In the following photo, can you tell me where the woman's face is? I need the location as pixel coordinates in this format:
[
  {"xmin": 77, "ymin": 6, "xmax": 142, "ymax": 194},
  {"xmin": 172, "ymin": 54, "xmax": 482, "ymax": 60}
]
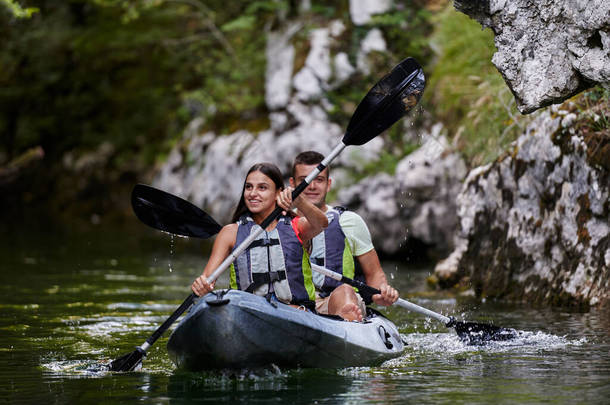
[{"xmin": 243, "ymin": 170, "xmax": 280, "ymax": 215}]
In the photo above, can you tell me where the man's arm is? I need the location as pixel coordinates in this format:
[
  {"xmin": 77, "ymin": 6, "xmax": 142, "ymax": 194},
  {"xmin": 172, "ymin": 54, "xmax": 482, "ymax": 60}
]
[
  {"xmin": 356, "ymin": 249, "xmax": 397, "ymax": 306},
  {"xmin": 340, "ymin": 211, "xmax": 398, "ymax": 306},
  {"xmin": 356, "ymin": 249, "xmax": 387, "ymax": 288}
]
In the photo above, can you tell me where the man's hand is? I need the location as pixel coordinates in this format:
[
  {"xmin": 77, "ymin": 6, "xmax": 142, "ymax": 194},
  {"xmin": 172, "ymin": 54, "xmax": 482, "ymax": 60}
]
[{"xmin": 372, "ymin": 283, "xmax": 399, "ymax": 306}]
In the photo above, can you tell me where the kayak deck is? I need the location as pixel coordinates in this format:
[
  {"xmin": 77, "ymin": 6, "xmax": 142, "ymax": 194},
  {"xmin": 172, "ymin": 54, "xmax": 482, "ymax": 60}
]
[{"xmin": 167, "ymin": 289, "xmax": 405, "ymax": 370}]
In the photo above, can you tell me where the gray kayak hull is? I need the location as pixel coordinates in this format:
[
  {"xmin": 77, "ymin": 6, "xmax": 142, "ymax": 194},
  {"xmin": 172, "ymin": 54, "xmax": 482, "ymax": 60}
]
[{"xmin": 167, "ymin": 289, "xmax": 404, "ymax": 370}]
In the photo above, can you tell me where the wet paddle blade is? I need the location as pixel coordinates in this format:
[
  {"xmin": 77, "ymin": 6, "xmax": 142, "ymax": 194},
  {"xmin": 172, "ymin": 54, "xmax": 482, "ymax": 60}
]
[
  {"xmin": 109, "ymin": 348, "xmax": 145, "ymax": 372},
  {"xmin": 343, "ymin": 57, "xmax": 425, "ymax": 146},
  {"xmin": 450, "ymin": 320, "xmax": 519, "ymax": 345},
  {"xmin": 131, "ymin": 184, "xmax": 222, "ymax": 239}
]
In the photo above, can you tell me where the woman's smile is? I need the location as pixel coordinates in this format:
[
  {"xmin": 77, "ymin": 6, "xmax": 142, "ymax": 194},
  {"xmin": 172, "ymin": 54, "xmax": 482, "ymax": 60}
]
[{"xmin": 243, "ymin": 170, "xmax": 279, "ymax": 215}]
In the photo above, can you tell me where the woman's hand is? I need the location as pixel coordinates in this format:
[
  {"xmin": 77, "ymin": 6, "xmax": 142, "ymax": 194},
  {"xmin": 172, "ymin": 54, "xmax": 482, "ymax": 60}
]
[
  {"xmin": 191, "ymin": 274, "xmax": 216, "ymax": 297},
  {"xmin": 372, "ymin": 283, "xmax": 399, "ymax": 306},
  {"xmin": 277, "ymin": 187, "xmax": 295, "ymax": 212}
]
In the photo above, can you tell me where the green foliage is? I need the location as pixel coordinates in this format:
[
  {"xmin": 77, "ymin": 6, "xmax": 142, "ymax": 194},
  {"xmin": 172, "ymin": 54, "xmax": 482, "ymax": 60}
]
[
  {"xmin": 245, "ymin": 1, "xmax": 286, "ymax": 15},
  {"xmin": 0, "ymin": 0, "xmax": 38, "ymax": 18},
  {"xmin": 310, "ymin": 3, "xmax": 336, "ymax": 18},
  {"xmin": 370, "ymin": 6, "xmax": 433, "ymax": 64},
  {"xmin": 1, "ymin": 1, "xmax": 199, "ymax": 167},
  {"xmin": 428, "ymin": 7, "xmax": 530, "ymax": 165},
  {"xmin": 221, "ymin": 15, "xmax": 256, "ymax": 31},
  {"xmin": 580, "ymin": 87, "xmax": 610, "ymax": 132},
  {"xmin": 0, "ymin": 0, "xmax": 552, "ymax": 215},
  {"xmin": 0, "ymin": 0, "xmax": 281, "ymax": 170}
]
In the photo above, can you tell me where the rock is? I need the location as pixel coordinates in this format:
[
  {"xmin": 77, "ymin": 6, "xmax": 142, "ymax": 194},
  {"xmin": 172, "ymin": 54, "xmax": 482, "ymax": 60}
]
[
  {"xmin": 333, "ymin": 52, "xmax": 356, "ymax": 85},
  {"xmin": 329, "ymin": 19, "xmax": 346, "ymax": 37},
  {"xmin": 67, "ymin": 142, "xmax": 115, "ymax": 173},
  {"xmin": 435, "ymin": 105, "xmax": 610, "ymax": 306},
  {"xmin": 293, "ymin": 28, "xmax": 332, "ymax": 101},
  {"xmin": 349, "ymin": 0, "xmax": 393, "ymax": 26},
  {"xmin": 265, "ymin": 23, "xmax": 301, "ymax": 110},
  {"xmin": 0, "ymin": 146, "xmax": 44, "ymax": 188},
  {"xmin": 357, "ymin": 28, "xmax": 387, "ymax": 75},
  {"xmin": 337, "ymin": 130, "xmax": 467, "ymax": 257},
  {"xmin": 153, "ymin": 102, "xmax": 347, "ymax": 223},
  {"xmin": 455, "ymin": 0, "xmax": 610, "ymax": 113},
  {"xmin": 338, "ymin": 173, "xmax": 405, "ymax": 255},
  {"xmin": 395, "ymin": 134, "xmax": 467, "ymax": 252}
]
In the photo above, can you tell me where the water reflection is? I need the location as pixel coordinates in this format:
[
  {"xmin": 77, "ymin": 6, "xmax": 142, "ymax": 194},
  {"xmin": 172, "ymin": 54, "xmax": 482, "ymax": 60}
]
[{"xmin": 167, "ymin": 368, "xmax": 356, "ymax": 404}]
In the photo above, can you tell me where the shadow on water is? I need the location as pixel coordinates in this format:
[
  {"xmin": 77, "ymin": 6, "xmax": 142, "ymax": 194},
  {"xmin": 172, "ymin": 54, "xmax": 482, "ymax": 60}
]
[{"xmin": 167, "ymin": 368, "xmax": 357, "ymax": 404}]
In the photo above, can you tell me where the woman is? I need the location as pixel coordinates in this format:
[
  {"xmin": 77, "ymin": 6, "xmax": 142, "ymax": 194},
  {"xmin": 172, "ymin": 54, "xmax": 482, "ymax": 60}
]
[{"xmin": 191, "ymin": 163, "xmax": 328, "ymax": 308}]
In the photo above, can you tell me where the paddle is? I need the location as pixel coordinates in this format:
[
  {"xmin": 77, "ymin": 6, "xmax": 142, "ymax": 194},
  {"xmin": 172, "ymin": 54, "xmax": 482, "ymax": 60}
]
[
  {"xmin": 109, "ymin": 57, "xmax": 425, "ymax": 372},
  {"xmin": 131, "ymin": 184, "xmax": 222, "ymax": 239},
  {"xmin": 310, "ymin": 264, "xmax": 518, "ymax": 344},
  {"xmin": 128, "ymin": 185, "xmax": 519, "ymax": 345}
]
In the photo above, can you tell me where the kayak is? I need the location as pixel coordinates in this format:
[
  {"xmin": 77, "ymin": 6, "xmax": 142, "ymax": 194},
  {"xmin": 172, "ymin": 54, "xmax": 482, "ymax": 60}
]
[{"xmin": 167, "ymin": 289, "xmax": 405, "ymax": 370}]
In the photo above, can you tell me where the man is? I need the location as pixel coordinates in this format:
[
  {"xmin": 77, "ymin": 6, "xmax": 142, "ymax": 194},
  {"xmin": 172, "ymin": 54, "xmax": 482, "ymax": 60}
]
[{"xmin": 290, "ymin": 151, "xmax": 398, "ymax": 321}]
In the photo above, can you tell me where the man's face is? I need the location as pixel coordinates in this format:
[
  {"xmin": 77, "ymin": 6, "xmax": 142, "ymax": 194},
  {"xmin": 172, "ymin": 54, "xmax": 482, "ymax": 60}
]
[{"xmin": 291, "ymin": 163, "xmax": 331, "ymax": 208}]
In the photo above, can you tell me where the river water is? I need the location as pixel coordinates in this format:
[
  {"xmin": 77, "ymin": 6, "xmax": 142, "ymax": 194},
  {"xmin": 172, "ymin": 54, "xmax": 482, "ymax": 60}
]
[{"xmin": 1, "ymin": 220, "xmax": 608, "ymax": 404}]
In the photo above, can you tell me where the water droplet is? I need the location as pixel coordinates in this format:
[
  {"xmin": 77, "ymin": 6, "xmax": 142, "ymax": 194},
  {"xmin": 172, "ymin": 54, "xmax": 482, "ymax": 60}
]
[{"xmin": 168, "ymin": 234, "xmax": 175, "ymax": 273}]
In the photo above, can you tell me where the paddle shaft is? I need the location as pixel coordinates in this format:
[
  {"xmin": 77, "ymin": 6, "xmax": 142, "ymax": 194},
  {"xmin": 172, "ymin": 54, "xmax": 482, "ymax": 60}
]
[{"xmin": 310, "ymin": 263, "xmax": 451, "ymax": 325}]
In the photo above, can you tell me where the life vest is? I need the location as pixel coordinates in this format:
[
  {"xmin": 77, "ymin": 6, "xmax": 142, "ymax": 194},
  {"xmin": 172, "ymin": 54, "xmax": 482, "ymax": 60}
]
[
  {"xmin": 229, "ymin": 214, "xmax": 316, "ymax": 306},
  {"xmin": 310, "ymin": 206, "xmax": 368, "ymax": 298}
]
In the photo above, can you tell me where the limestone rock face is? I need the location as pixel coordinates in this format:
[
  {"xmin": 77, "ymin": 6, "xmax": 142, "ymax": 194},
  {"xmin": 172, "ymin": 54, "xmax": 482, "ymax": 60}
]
[
  {"xmin": 338, "ymin": 130, "xmax": 467, "ymax": 257},
  {"xmin": 435, "ymin": 105, "xmax": 610, "ymax": 306},
  {"xmin": 455, "ymin": 0, "xmax": 610, "ymax": 113},
  {"xmin": 153, "ymin": 107, "xmax": 343, "ymax": 223},
  {"xmin": 265, "ymin": 23, "xmax": 301, "ymax": 110},
  {"xmin": 293, "ymin": 28, "xmax": 332, "ymax": 101},
  {"xmin": 349, "ymin": 0, "xmax": 393, "ymax": 26},
  {"xmin": 155, "ymin": 16, "xmax": 394, "ymax": 224}
]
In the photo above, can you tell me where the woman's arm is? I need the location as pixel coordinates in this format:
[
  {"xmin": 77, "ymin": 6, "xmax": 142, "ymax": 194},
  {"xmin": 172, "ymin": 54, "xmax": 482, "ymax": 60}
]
[
  {"xmin": 295, "ymin": 196, "xmax": 328, "ymax": 241},
  {"xmin": 191, "ymin": 223, "xmax": 237, "ymax": 296},
  {"xmin": 277, "ymin": 187, "xmax": 327, "ymax": 242}
]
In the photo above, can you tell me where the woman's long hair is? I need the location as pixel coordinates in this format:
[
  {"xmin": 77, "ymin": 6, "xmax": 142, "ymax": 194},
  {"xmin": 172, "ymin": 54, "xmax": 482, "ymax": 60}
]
[{"xmin": 231, "ymin": 162, "xmax": 289, "ymax": 223}]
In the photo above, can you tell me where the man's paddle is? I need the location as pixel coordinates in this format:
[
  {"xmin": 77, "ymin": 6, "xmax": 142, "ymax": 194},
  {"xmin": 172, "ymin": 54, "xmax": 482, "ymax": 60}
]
[
  {"xmin": 310, "ymin": 264, "xmax": 518, "ymax": 344},
  {"xmin": 109, "ymin": 57, "xmax": 425, "ymax": 372},
  {"xmin": 128, "ymin": 184, "xmax": 519, "ymax": 345}
]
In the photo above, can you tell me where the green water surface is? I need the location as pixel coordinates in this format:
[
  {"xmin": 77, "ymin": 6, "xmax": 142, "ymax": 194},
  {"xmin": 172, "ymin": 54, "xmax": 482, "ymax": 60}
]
[{"xmin": 1, "ymin": 219, "xmax": 608, "ymax": 404}]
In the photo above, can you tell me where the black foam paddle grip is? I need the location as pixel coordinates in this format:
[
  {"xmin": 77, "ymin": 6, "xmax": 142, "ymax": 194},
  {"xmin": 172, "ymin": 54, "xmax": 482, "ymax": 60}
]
[{"xmin": 341, "ymin": 275, "xmax": 381, "ymax": 298}]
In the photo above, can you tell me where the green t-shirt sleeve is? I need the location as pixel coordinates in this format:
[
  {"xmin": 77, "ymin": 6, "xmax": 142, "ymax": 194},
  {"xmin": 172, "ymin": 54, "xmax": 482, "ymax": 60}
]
[{"xmin": 338, "ymin": 210, "xmax": 374, "ymax": 256}]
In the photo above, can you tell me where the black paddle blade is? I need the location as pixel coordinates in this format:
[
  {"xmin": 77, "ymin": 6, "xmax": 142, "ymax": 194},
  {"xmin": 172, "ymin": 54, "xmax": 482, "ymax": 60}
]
[
  {"xmin": 344, "ymin": 57, "xmax": 425, "ymax": 146},
  {"xmin": 131, "ymin": 184, "xmax": 222, "ymax": 239},
  {"xmin": 448, "ymin": 318, "xmax": 519, "ymax": 345},
  {"xmin": 109, "ymin": 348, "xmax": 145, "ymax": 372}
]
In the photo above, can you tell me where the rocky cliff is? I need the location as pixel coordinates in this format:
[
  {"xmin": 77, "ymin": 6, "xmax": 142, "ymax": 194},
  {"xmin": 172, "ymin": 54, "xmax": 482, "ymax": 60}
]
[
  {"xmin": 436, "ymin": 1, "xmax": 610, "ymax": 306},
  {"xmin": 454, "ymin": 0, "xmax": 610, "ymax": 113},
  {"xmin": 435, "ymin": 97, "xmax": 610, "ymax": 306}
]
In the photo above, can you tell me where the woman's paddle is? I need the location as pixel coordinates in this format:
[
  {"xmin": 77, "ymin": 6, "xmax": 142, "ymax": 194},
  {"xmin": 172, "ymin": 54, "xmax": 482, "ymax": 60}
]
[
  {"xmin": 127, "ymin": 184, "xmax": 519, "ymax": 345},
  {"xmin": 109, "ymin": 57, "xmax": 425, "ymax": 372}
]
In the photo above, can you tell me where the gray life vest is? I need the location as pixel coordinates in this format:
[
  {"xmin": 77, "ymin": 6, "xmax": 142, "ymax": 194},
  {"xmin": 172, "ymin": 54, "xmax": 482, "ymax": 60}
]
[
  {"xmin": 229, "ymin": 215, "xmax": 315, "ymax": 306},
  {"xmin": 310, "ymin": 207, "xmax": 362, "ymax": 297}
]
